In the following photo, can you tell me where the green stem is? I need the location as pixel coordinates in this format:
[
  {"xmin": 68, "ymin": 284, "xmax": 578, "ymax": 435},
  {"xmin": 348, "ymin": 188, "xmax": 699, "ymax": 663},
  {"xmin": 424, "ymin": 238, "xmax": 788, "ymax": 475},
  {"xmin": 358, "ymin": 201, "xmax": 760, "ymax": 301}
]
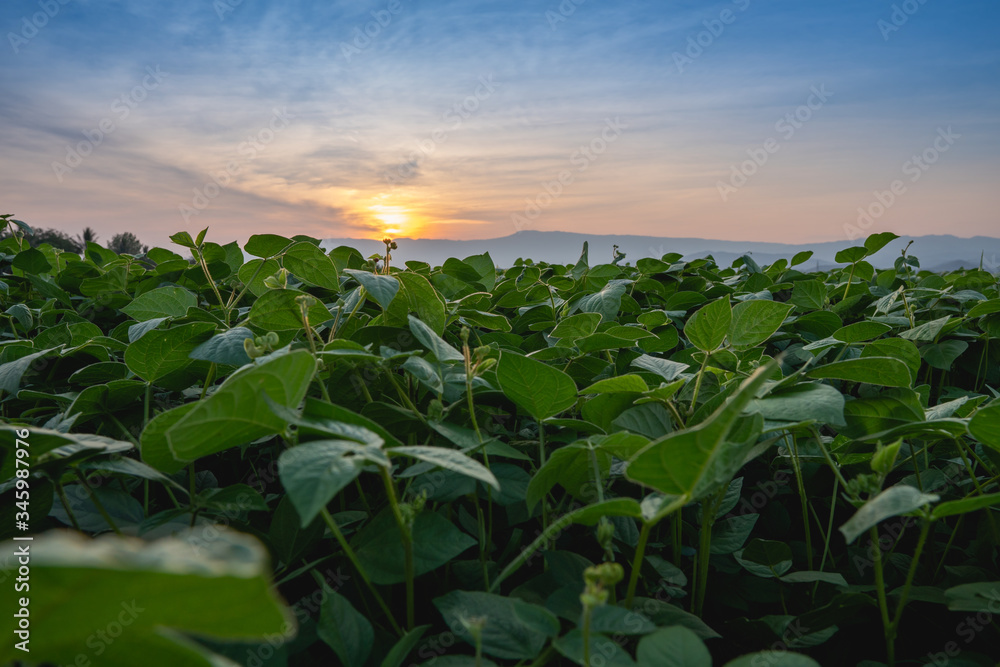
[
  {"xmin": 687, "ymin": 352, "xmax": 711, "ymax": 416},
  {"xmin": 692, "ymin": 490, "xmax": 722, "ymax": 617},
  {"xmin": 380, "ymin": 467, "xmax": 415, "ymax": 630},
  {"xmin": 54, "ymin": 481, "xmax": 82, "ymax": 531},
  {"xmin": 625, "ymin": 521, "xmax": 652, "ymax": 608},
  {"xmin": 788, "ymin": 432, "xmax": 814, "ymax": 571},
  {"xmin": 842, "ymin": 262, "xmax": 857, "ymax": 302},
  {"xmin": 582, "ymin": 605, "xmax": 593, "ymax": 667},
  {"xmin": 887, "ymin": 517, "xmax": 931, "ymax": 649},
  {"xmin": 319, "ymin": 507, "xmax": 403, "ymax": 637},
  {"xmin": 75, "ymin": 470, "xmax": 122, "ymax": 535},
  {"xmin": 870, "ymin": 525, "xmax": 893, "ymax": 666}
]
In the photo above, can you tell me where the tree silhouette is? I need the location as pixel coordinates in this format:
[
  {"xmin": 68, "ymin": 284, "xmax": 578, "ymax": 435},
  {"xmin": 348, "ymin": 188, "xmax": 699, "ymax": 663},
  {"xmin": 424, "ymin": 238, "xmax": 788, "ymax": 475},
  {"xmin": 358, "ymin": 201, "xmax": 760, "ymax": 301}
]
[{"xmin": 107, "ymin": 232, "xmax": 146, "ymax": 255}]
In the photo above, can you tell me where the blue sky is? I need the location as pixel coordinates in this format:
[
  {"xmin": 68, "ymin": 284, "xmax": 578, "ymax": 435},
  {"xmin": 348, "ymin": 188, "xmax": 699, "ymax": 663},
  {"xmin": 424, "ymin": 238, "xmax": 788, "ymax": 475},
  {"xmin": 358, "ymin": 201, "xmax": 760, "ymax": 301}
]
[{"xmin": 1, "ymin": 0, "xmax": 998, "ymax": 249}]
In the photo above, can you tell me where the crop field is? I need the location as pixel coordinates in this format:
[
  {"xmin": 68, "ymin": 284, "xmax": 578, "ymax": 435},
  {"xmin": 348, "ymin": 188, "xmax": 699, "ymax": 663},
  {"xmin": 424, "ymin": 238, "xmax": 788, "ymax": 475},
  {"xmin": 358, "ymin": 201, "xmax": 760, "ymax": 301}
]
[{"xmin": 1, "ymin": 218, "xmax": 999, "ymax": 667}]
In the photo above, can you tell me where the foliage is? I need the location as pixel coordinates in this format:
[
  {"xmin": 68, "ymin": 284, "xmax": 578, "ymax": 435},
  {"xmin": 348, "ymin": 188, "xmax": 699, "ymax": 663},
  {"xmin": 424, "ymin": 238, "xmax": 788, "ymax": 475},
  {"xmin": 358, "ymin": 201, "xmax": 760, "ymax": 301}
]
[{"xmin": 1, "ymin": 218, "xmax": 999, "ymax": 666}]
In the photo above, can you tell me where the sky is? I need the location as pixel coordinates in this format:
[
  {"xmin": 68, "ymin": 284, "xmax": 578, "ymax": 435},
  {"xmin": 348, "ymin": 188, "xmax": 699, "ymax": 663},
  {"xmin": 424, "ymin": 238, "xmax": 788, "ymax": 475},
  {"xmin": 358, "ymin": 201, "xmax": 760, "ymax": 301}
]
[{"xmin": 1, "ymin": 0, "xmax": 998, "ymax": 250}]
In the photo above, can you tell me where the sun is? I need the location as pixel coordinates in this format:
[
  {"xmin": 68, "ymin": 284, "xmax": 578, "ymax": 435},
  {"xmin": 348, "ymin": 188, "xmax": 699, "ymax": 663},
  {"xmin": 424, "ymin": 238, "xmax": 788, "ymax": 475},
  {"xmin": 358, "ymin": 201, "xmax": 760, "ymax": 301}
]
[{"xmin": 369, "ymin": 204, "xmax": 411, "ymax": 237}]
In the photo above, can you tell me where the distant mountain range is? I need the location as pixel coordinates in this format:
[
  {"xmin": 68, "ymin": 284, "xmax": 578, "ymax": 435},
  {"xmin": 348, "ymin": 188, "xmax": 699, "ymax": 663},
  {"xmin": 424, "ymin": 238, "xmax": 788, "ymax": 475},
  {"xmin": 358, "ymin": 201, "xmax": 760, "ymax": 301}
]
[{"xmin": 321, "ymin": 231, "xmax": 1000, "ymax": 274}]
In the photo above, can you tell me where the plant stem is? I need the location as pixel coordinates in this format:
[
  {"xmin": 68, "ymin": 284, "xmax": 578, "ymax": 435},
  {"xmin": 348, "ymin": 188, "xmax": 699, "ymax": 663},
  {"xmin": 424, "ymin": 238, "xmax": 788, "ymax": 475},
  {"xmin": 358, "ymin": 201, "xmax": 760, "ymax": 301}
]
[
  {"xmin": 75, "ymin": 470, "xmax": 122, "ymax": 535},
  {"xmin": 870, "ymin": 525, "xmax": 893, "ymax": 666},
  {"xmin": 380, "ymin": 467, "xmax": 415, "ymax": 630},
  {"xmin": 788, "ymin": 432, "xmax": 814, "ymax": 571},
  {"xmin": 887, "ymin": 517, "xmax": 930, "ymax": 648},
  {"xmin": 692, "ymin": 489, "xmax": 722, "ymax": 617},
  {"xmin": 319, "ymin": 507, "xmax": 403, "ymax": 636},
  {"xmin": 54, "ymin": 481, "xmax": 82, "ymax": 531},
  {"xmin": 581, "ymin": 605, "xmax": 593, "ymax": 667},
  {"xmin": 687, "ymin": 352, "xmax": 711, "ymax": 416},
  {"xmin": 625, "ymin": 521, "xmax": 651, "ymax": 608}
]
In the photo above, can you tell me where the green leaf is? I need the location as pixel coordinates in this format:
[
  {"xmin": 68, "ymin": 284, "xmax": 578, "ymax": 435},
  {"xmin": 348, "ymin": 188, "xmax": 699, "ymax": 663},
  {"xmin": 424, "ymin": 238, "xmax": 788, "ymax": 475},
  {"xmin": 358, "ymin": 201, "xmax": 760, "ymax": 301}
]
[
  {"xmin": 0, "ymin": 346, "xmax": 61, "ymax": 396},
  {"xmin": 788, "ymin": 280, "xmax": 826, "ymax": 311},
  {"xmin": 238, "ymin": 258, "xmax": 280, "ymax": 297},
  {"xmin": 121, "ymin": 286, "xmax": 198, "ymax": 321},
  {"xmin": 728, "ymin": 300, "xmax": 792, "ymax": 350},
  {"xmin": 630, "ymin": 354, "xmax": 689, "ymax": 381},
  {"xmin": 968, "ymin": 402, "xmax": 1000, "ymax": 452},
  {"xmin": 778, "ymin": 571, "xmax": 848, "ymax": 586},
  {"xmin": 282, "ymin": 241, "xmax": 339, "ymax": 290},
  {"xmin": 551, "ymin": 313, "xmax": 602, "ymax": 340},
  {"xmin": 386, "ymin": 272, "xmax": 448, "ymax": 335},
  {"xmin": 685, "ymin": 297, "xmax": 731, "ymax": 352},
  {"xmin": 13, "ymin": 247, "xmax": 52, "ymax": 274},
  {"xmin": 724, "ymin": 652, "xmax": 820, "ymax": 667},
  {"xmin": 496, "ymin": 350, "xmax": 577, "ymax": 420},
  {"xmin": 389, "ymin": 445, "xmax": 500, "ymax": 491},
  {"xmin": 839, "ymin": 485, "xmax": 939, "ymax": 544},
  {"xmin": 189, "ymin": 326, "xmax": 254, "ymax": 366},
  {"xmin": 554, "ymin": 630, "xmax": 637, "ymax": 667},
  {"xmin": 898, "ymin": 315, "xmax": 951, "ymax": 341},
  {"xmin": 581, "ymin": 374, "xmax": 649, "ymax": 394},
  {"xmin": 807, "ymin": 357, "xmax": 912, "ymax": 387},
  {"xmin": 626, "ymin": 360, "xmax": 779, "ymax": 501},
  {"xmin": 380, "ymin": 625, "xmax": 431, "ymax": 667},
  {"xmin": 409, "ymin": 314, "xmax": 464, "ymax": 362},
  {"xmin": 245, "ymin": 233, "xmax": 293, "ymax": 258},
  {"xmin": 864, "ymin": 231, "xmax": 899, "ymax": 255},
  {"xmin": 921, "ymin": 339, "xmax": 968, "ymax": 370},
  {"xmin": 316, "ymin": 581, "xmax": 373, "ymax": 666},
  {"xmin": 944, "ymin": 582, "xmax": 1000, "ymax": 612},
  {"xmin": 433, "ymin": 591, "xmax": 560, "ymax": 661},
  {"xmin": 353, "ymin": 510, "xmax": 476, "ymax": 584},
  {"xmin": 279, "ymin": 439, "xmax": 388, "ymax": 526},
  {"xmin": 0, "ymin": 530, "xmax": 293, "ymax": 667},
  {"xmin": 932, "ymin": 492, "xmax": 1000, "ymax": 520},
  {"xmin": 124, "ymin": 322, "xmax": 216, "ymax": 382},
  {"xmin": 790, "ymin": 250, "xmax": 813, "ymax": 266},
  {"xmin": 834, "ymin": 246, "xmax": 867, "ymax": 264},
  {"xmin": 636, "ymin": 626, "xmax": 711, "ymax": 667},
  {"xmin": 156, "ymin": 350, "xmax": 316, "ymax": 465},
  {"xmin": 747, "ymin": 383, "xmax": 845, "ymax": 426},
  {"xmin": 735, "ymin": 539, "xmax": 793, "ymax": 578},
  {"xmin": 248, "ymin": 288, "xmax": 332, "ymax": 331},
  {"xmin": 344, "ymin": 269, "xmax": 400, "ymax": 309},
  {"xmin": 526, "ymin": 433, "xmax": 649, "ymax": 510},
  {"xmin": 833, "ymin": 321, "xmax": 891, "ymax": 343},
  {"xmin": 577, "ymin": 279, "xmax": 630, "ymax": 322}
]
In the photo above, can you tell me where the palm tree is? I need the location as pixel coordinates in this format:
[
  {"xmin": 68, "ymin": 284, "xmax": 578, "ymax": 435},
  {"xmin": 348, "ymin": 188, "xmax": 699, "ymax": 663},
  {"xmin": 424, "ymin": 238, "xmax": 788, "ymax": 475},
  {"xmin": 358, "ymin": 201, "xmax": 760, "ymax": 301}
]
[{"xmin": 76, "ymin": 227, "xmax": 98, "ymax": 248}]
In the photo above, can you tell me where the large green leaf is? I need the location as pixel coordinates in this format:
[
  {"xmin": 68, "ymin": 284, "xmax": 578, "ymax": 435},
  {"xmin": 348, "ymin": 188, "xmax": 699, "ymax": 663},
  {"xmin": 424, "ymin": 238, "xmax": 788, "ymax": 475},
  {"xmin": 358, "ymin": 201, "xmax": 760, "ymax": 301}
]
[
  {"xmin": 245, "ymin": 233, "xmax": 293, "ymax": 258},
  {"xmin": 353, "ymin": 510, "xmax": 477, "ymax": 584},
  {"xmin": 433, "ymin": 591, "xmax": 560, "ymax": 661},
  {"xmin": 496, "ymin": 350, "xmax": 577, "ymax": 420},
  {"xmin": 389, "ymin": 445, "xmax": 500, "ymax": 491},
  {"xmin": 839, "ymin": 485, "xmax": 939, "ymax": 544},
  {"xmin": 968, "ymin": 402, "xmax": 1000, "ymax": 452},
  {"xmin": 189, "ymin": 326, "xmax": 254, "ymax": 366},
  {"xmin": 551, "ymin": 313, "xmax": 602, "ymax": 340},
  {"xmin": 577, "ymin": 279, "xmax": 630, "ymax": 322},
  {"xmin": 279, "ymin": 439, "xmax": 389, "ymax": 526},
  {"xmin": 636, "ymin": 626, "xmax": 711, "ymax": 667},
  {"xmin": 124, "ymin": 322, "xmax": 216, "ymax": 382},
  {"xmin": 0, "ymin": 346, "xmax": 61, "ymax": 396},
  {"xmin": 121, "ymin": 286, "xmax": 198, "ymax": 321},
  {"xmin": 282, "ymin": 241, "xmax": 339, "ymax": 290},
  {"xmin": 386, "ymin": 272, "xmax": 448, "ymax": 335},
  {"xmin": 248, "ymin": 289, "xmax": 333, "ymax": 331},
  {"xmin": 316, "ymin": 580, "xmax": 373, "ymax": 666},
  {"xmin": 0, "ymin": 530, "xmax": 293, "ymax": 667},
  {"xmin": 685, "ymin": 297, "xmax": 731, "ymax": 352},
  {"xmin": 807, "ymin": 357, "xmax": 912, "ymax": 387},
  {"xmin": 747, "ymin": 382, "xmax": 845, "ymax": 426},
  {"xmin": 143, "ymin": 350, "xmax": 316, "ymax": 468},
  {"xmin": 409, "ymin": 314, "xmax": 463, "ymax": 362},
  {"xmin": 344, "ymin": 269, "xmax": 400, "ymax": 309},
  {"xmin": 626, "ymin": 360, "xmax": 779, "ymax": 501},
  {"xmin": 728, "ymin": 300, "xmax": 792, "ymax": 350}
]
